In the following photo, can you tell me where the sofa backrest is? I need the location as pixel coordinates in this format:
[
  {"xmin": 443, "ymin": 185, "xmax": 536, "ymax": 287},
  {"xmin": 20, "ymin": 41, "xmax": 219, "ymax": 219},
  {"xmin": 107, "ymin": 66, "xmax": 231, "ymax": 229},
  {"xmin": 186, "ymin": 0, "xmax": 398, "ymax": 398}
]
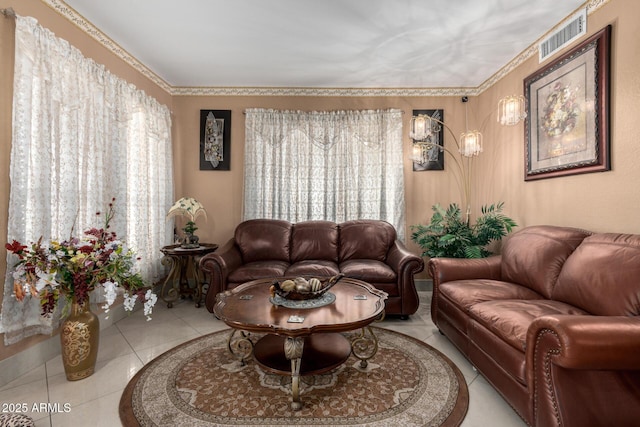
[
  {"xmin": 234, "ymin": 219, "xmax": 291, "ymax": 263},
  {"xmin": 501, "ymin": 225, "xmax": 591, "ymax": 298},
  {"xmin": 552, "ymin": 233, "xmax": 640, "ymax": 316},
  {"xmin": 290, "ymin": 220, "xmax": 339, "ymax": 263},
  {"xmin": 338, "ymin": 220, "xmax": 396, "ymax": 262}
]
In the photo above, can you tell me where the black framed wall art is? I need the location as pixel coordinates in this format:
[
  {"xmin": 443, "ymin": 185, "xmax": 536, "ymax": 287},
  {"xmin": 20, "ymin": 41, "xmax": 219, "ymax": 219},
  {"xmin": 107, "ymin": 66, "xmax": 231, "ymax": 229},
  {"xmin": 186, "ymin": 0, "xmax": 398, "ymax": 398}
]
[
  {"xmin": 200, "ymin": 110, "xmax": 231, "ymax": 170},
  {"xmin": 411, "ymin": 109, "xmax": 445, "ymax": 172}
]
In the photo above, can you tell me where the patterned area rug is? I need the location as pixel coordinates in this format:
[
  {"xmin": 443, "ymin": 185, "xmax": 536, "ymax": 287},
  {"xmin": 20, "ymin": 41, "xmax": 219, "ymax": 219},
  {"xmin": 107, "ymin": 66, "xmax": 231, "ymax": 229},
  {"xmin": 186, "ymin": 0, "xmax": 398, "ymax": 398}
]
[{"xmin": 120, "ymin": 327, "xmax": 468, "ymax": 426}]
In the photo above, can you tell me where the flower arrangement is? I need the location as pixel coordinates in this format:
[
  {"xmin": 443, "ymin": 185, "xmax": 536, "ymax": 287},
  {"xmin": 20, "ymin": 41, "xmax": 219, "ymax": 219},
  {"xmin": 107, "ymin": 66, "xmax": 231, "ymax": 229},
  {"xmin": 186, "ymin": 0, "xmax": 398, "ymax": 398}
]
[
  {"xmin": 541, "ymin": 81, "xmax": 580, "ymax": 138},
  {"xmin": 5, "ymin": 199, "xmax": 157, "ymax": 320}
]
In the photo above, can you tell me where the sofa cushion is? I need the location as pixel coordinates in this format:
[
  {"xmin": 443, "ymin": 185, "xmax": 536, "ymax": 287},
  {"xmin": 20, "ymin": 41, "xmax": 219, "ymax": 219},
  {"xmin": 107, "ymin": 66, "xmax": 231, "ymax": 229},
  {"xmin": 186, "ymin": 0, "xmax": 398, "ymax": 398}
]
[
  {"xmin": 290, "ymin": 221, "xmax": 339, "ymax": 263},
  {"xmin": 469, "ymin": 299, "xmax": 589, "ymax": 352},
  {"xmin": 553, "ymin": 233, "xmax": 640, "ymax": 316},
  {"xmin": 339, "ymin": 259, "xmax": 396, "ymax": 282},
  {"xmin": 227, "ymin": 260, "xmax": 289, "ymax": 283},
  {"xmin": 438, "ymin": 280, "xmax": 545, "ymax": 336},
  {"xmin": 285, "ymin": 260, "xmax": 340, "ymax": 277},
  {"xmin": 235, "ymin": 219, "xmax": 291, "ymax": 263},
  {"xmin": 339, "ymin": 220, "xmax": 395, "ymax": 262},
  {"xmin": 500, "ymin": 225, "xmax": 590, "ymax": 298},
  {"xmin": 439, "ymin": 280, "xmax": 545, "ymax": 312}
]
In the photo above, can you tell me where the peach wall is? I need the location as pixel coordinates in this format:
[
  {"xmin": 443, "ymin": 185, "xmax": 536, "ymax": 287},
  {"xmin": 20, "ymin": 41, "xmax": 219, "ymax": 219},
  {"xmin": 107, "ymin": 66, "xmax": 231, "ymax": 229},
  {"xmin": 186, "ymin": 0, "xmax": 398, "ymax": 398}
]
[
  {"xmin": 171, "ymin": 95, "xmax": 474, "ymax": 255},
  {"xmin": 475, "ymin": 0, "xmax": 640, "ymax": 234},
  {"xmin": 0, "ymin": 3, "xmax": 14, "ymax": 312}
]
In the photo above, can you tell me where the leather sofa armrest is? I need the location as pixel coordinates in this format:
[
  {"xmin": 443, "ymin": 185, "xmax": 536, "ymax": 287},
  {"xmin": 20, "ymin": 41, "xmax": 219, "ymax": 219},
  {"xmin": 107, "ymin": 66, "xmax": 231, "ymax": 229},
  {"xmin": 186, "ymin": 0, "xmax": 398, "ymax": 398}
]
[
  {"xmin": 428, "ymin": 255, "xmax": 502, "ymax": 285},
  {"xmin": 527, "ymin": 315, "xmax": 640, "ymax": 370},
  {"xmin": 526, "ymin": 315, "xmax": 640, "ymax": 427},
  {"xmin": 386, "ymin": 241, "xmax": 424, "ymax": 316},
  {"xmin": 199, "ymin": 238, "xmax": 243, "ymax": 312},
  {"xmin": 428, "ymin": 256, "xmax": 502, "ymax": 326},
  {"xmin": 386, "ymin": 240, "xmax": 424, "ymax": 275}
]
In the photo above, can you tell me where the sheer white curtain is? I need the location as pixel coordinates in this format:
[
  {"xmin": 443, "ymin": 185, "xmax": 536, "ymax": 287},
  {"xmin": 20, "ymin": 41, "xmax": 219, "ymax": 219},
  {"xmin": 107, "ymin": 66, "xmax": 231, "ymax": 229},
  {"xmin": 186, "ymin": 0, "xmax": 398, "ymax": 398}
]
[
  {"xmin": 244, "ymin": 108, "xmax": 405, "ymax": 240},
  {"xmin": 1, "ymin": 16, "xmax": 174, "ymax": 345}
]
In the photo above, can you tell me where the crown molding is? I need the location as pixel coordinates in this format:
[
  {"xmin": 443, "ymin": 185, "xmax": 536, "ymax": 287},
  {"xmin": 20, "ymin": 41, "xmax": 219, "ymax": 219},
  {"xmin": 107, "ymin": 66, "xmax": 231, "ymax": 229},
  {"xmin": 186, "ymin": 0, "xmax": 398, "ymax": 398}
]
[
  {"xmin": 45, "ymin": 0, "xmax": 608, "ymax": 98},
  {"xmin": 169, "ymin": 86, "xmax": 479, "ymax": 97},
  {"xmin": 42, "ymin": 0, "xmax": 173, "ymax": 93}
]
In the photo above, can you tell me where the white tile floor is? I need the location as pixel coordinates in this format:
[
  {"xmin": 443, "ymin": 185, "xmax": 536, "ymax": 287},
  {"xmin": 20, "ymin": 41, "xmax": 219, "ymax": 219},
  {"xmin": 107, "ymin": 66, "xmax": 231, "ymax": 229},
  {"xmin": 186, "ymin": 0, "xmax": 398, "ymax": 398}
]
[{"xmin": 0, "ymin": 292, "xmax": 527, "ymax": 426}]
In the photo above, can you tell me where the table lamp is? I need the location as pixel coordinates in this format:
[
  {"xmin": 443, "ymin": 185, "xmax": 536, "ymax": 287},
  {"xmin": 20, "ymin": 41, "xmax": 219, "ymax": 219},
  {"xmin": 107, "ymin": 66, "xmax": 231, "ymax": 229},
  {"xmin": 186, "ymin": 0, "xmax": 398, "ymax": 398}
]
[{"xmin": 167, "ymin": 197, "xmax": 207, "ymax": 248}]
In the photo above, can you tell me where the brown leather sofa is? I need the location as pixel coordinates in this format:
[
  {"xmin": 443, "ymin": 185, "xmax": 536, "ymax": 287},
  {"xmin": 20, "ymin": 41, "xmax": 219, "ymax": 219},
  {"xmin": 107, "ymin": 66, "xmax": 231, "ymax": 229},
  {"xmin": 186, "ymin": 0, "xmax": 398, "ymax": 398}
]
[
  {"xmin": 428, "ymin": 225, "xmax": 640, "ymax": 427},
  {"xmin": 200, "ymin": 218, "xmax": 424, "ymax": 317}
]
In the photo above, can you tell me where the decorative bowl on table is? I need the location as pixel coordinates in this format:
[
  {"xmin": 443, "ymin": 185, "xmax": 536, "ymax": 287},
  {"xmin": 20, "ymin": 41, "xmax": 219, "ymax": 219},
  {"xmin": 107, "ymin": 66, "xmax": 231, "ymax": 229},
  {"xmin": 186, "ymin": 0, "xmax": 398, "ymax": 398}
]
[{"xmin": 270, "ymin": 273, "xmax": 344, "ymax": 301}]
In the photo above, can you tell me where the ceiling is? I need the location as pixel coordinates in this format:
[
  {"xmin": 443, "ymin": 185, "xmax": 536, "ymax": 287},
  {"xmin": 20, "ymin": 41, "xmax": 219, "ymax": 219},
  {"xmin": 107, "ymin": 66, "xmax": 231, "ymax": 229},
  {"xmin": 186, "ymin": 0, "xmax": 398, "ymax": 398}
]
[{"xmin": 60, "ymin": 0, "xmax": 587, "ymax": 91}]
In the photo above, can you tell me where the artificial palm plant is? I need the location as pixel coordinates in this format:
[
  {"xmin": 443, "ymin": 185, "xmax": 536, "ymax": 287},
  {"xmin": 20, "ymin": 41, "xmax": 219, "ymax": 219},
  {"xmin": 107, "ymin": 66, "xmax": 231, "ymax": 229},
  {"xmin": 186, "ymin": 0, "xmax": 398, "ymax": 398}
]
[{"xmin": 411, "ymin": 202, "xmax": 517, "ymax": 258}]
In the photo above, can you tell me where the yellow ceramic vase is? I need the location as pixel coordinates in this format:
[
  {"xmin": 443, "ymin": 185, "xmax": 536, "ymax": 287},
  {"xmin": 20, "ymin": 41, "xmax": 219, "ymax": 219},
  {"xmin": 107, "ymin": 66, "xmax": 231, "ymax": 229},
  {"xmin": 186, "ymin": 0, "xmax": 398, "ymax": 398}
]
[{"xmin": 60, "ymin": 297, "xmax": 100, "ymax": 381}]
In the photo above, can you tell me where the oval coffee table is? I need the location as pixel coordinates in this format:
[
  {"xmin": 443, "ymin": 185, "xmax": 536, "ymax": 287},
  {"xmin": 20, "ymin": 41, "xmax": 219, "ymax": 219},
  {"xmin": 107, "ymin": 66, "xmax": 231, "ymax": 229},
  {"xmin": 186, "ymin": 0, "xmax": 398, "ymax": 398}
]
[{"xmin": 213, "ymin": 277, "xmax": 388, "ymax": 410}]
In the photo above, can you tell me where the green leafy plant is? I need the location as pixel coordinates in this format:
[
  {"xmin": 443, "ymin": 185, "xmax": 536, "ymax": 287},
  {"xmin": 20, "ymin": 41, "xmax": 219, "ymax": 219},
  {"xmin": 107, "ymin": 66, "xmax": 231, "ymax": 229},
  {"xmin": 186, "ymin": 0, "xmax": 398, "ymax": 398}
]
[
  {"xmin": 183, "ymin": 221, "xmax": 198, "ymax": 235},
  {"xmin": 411, "ymin": 202, "xmax": 517, "ymax": 258}
]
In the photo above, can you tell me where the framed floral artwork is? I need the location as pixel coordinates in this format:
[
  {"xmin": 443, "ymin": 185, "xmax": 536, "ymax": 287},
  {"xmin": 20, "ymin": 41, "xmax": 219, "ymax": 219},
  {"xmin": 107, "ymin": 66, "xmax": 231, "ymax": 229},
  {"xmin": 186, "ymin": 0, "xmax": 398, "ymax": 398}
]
[
  {"xmin": 524, "ymin": 25, "xmax": 611, "ymax": 181},
  {"xmin": 200, "ymin": 110, "xmax": 231, "ymax": 170}
]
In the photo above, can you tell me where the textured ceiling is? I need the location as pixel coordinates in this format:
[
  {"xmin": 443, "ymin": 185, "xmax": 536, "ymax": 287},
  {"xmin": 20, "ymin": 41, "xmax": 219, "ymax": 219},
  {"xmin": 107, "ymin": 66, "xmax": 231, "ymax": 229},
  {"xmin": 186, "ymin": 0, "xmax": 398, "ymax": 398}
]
[{"xmin": 60, "ymin": 0, "xmax": 588, "ymax": 90}]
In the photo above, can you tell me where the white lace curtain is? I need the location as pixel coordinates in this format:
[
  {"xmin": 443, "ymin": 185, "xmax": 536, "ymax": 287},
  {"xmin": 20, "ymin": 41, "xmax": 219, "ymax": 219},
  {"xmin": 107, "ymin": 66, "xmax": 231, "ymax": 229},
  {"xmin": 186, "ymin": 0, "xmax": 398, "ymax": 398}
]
[
  {"xmin": 1, "ymin": 16, "xmax": 174, "ymax": 344},
  {"xmin": 244, "ymin": 108, "xmax": 406, "ymax": 240}
]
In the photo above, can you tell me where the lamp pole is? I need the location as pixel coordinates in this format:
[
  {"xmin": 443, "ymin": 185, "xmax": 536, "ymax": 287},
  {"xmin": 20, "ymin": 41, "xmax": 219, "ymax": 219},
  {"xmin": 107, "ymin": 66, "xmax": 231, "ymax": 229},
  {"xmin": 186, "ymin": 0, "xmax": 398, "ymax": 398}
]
[{"xmin": 413, "ymin": 116, "xmax": 473, "ymax": 224}]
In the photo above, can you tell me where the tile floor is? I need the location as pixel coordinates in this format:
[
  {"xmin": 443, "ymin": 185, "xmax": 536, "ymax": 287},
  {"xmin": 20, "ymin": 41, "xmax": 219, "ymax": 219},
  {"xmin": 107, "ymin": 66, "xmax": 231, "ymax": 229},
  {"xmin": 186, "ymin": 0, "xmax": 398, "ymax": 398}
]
[{"xmin": 0, "ymin": 291, "xmax": 527, "ymax": 426}]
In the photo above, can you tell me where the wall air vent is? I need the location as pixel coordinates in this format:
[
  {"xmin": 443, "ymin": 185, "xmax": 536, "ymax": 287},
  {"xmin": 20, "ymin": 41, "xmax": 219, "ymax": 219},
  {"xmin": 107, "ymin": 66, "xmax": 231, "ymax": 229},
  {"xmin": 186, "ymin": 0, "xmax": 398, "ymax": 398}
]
[{"xmin": 538, "ymin": 8, "xmax": 587, "ymax": 62}]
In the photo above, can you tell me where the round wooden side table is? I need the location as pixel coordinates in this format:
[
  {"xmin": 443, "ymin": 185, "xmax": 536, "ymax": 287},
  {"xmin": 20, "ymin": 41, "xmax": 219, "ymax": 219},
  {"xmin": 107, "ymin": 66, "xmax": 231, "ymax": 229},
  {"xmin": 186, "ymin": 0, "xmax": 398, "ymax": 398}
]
[{"xmin": 160, "ymin": 243, "xmax": 218, "ymax": 308}]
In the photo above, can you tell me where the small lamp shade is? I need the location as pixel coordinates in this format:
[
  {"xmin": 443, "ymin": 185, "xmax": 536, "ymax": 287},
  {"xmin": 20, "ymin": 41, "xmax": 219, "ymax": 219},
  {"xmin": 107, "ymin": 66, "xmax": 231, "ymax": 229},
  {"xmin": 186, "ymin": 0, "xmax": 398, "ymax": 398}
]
[
  {"xmin": 167, "ymin": 197, "xmax": 207, "ymax": 222},
  {"xmin": 411, "ymin": 143, "xmax": 424, "ymax": 163},
  {"xmin": 409, "ymin": 114, "xmax": 441, "ymax": 141},
  {"xmin": 498, "ymin": 95, "xmax": 526, "ymax": 126},
  {"xmin": 459, "ymin": 130, "xmax": 483, "ymax": 157}
]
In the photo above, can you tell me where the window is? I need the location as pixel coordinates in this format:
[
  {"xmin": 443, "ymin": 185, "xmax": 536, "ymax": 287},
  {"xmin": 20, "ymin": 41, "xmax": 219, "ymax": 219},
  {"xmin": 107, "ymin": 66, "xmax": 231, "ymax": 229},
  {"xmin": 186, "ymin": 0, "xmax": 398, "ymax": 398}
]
[
  {"xmin": 244, "ymin": 108, "xmax": 405, "ymax": 240},
  {"xmin": 1, "ymin": 16, "xmax": 174, "ymax": 344}
]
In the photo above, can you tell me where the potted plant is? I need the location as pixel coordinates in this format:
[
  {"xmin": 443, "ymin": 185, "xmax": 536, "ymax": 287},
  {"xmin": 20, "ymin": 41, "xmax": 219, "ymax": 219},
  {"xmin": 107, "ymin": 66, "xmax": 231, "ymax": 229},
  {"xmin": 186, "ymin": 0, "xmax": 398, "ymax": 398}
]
[
  {"xmin": 411, "ymin": 202, "xmax": 517, "ymax": 258},
  {"xmin": 166, "ymin": 197, "xmax": 207, "ymax": 248},
  {"xmin": 5, "ymin": 199, "xmax": 157, "ymax": 380}
]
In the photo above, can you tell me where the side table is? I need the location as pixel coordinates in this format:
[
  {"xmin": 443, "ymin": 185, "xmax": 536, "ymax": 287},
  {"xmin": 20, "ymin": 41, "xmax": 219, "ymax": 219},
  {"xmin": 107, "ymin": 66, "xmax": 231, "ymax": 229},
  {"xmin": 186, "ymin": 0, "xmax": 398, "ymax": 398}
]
[{"xmin": 160, "ymin": 243, "xmax": 218, "ymax": 308}]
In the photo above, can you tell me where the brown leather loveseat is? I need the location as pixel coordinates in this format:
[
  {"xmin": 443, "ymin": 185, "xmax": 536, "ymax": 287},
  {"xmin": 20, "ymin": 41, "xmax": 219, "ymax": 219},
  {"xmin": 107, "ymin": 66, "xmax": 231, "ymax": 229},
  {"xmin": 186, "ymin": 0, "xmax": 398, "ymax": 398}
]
[
  {"xmin": 200, "ymin": 218, "xmax": 424, "ymax": 317},
  {"xmin": 429, "ymin": 225, "xmax": 640, "ymax": 427}
]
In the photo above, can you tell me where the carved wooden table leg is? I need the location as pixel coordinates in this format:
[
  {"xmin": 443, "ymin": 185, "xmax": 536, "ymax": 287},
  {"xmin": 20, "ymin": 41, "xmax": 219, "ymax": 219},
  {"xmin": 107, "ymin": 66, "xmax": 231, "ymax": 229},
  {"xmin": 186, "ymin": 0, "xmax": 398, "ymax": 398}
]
[
  {"xmin": 192, "ymin": 255, "xmax": 206, "ymax": 307},
  {"xmin": 284, "ymin": 336, "xmax": 305, "ymax": 410},
  {"xmin": 160, "ymin": 255, "xmax": 180, "ymax": 308}
]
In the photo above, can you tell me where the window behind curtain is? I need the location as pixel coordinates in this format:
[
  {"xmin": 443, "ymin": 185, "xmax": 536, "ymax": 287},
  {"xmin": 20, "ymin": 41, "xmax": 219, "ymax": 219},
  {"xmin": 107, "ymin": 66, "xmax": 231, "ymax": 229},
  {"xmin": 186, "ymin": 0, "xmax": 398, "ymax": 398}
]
[
  {"xmin": 0, "ymin": 16, "xmax": 174, "ymax": 345},
  {"xmin": 243, "ymin": 108, "xmax": 406, "ymax": 240}
]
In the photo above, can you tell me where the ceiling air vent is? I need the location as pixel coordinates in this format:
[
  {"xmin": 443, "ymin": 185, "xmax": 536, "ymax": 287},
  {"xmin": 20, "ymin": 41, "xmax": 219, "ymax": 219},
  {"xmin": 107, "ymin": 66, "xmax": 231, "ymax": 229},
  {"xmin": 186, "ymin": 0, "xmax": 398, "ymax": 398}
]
[{"xmin": 538, "ymin": 8, "xmax": 587, "ymax": 62}]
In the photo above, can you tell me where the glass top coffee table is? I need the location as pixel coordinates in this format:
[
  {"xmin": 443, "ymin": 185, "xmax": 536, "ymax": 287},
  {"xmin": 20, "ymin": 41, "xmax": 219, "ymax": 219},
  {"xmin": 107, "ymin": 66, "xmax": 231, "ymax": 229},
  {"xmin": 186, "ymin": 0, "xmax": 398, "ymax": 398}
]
[{"xmin": 213, "ymin": 277, "xmax": 388, "ymax": 410}]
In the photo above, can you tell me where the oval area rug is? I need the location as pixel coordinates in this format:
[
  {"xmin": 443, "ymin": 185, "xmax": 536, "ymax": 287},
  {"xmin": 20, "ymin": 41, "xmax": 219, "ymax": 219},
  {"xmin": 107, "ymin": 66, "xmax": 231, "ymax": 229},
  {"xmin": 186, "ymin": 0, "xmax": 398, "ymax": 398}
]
[{"xmin": 120, "ymin": 327, "xmax": 468, "ymax": 426}]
